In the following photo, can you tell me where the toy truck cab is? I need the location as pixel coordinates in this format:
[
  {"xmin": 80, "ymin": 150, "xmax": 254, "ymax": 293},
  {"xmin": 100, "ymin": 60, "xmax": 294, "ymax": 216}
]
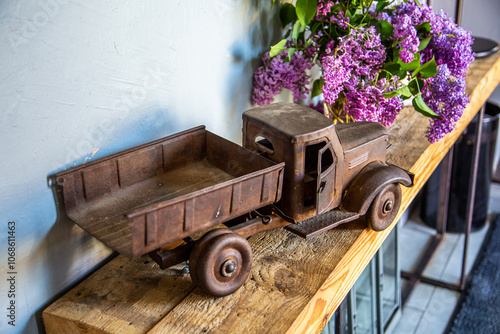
[
  {"xmin": 243, "ymin": 103, "xmax": 344, "ymax": 222},
  {"xmin": 243, "ymin": 103, "xmax": 413, "ymax": 235}
]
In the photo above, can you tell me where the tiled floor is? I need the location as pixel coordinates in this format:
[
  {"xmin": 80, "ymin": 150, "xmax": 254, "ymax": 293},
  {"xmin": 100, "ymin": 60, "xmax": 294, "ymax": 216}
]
[{"xmin": 388, "ymin": 182, "xmax": 500, "ymax": 334}]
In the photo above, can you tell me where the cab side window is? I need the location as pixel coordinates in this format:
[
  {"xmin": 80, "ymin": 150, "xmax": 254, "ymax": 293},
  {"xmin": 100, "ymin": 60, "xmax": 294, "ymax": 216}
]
[
  {"xmin": 320, "ymin": 146, "xmax": 334, "ymax": 173},
  {"xmin": 255, "ymin": 135, "xmax": 274, "ymax": 155},
  {"xmin": 303, "ymin": 141, "xmax": 326, "ymax": 208}
]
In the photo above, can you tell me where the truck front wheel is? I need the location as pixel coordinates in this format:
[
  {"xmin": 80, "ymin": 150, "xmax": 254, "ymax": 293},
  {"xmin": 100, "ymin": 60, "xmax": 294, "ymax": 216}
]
[
  {"xmin": 366, "ymin": 183, "xmax": 402, "ymax": 231},
  {"xmin": 189, "ymin": 229, "xmax": 252, "ymax": 297}
]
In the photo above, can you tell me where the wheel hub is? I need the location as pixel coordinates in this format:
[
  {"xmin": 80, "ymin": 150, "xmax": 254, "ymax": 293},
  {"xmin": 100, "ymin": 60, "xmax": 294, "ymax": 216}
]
[
  {"xmin": 383, "ymin": 200, "xmax": 393, "ymax": 214},
  {"xmin": 221, "ymin": 259, "xmax": 237, "ymax": 277}
]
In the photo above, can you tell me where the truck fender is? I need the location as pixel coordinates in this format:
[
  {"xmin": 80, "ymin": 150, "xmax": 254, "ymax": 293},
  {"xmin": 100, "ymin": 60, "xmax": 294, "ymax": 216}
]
[{"xmin": 342, "ymin": 161, "xmax": 413, "ymax": 215}]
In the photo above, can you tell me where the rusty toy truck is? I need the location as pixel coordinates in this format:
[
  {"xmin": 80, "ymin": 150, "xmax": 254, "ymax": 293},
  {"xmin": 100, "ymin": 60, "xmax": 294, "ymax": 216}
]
[{"xmin": 55, "ymin": 103, "xmax": 413, "ymax": 297}]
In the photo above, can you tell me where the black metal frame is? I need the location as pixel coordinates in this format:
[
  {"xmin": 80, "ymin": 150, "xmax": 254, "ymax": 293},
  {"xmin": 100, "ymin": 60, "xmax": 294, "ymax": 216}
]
[
  {"xmin": 328, "ymin": 226, "xmax": 401, "ymax": 334},
  {"xmin": 401, "ymin": 105, "xmax": 486, "ymax": 303}
]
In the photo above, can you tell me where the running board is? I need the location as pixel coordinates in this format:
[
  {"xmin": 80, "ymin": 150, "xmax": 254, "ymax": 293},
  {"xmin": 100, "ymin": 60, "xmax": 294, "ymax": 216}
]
[{"xmin": 285, "ymin": 210, "xmax": 360, "ymax": 239}]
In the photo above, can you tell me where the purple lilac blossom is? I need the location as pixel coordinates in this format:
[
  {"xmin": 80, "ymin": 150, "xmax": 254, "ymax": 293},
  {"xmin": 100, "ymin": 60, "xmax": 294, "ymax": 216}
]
[
  {"xmin": 316, "ymin": 0, "xmax": 338, "ymax": 19},
  {"xmin": 347, "ymin": 26, "xmax": 386, "ymax": 79},
  {"xmin": 423, "ymin": 11, "xmax": 475, "ymax": 79},
  {"xmin": 252, "ymin": 48, "xmax": 314, "ymax": 106},
  {"xmin": 391, "ymin": 1, "xmax": 438, "ymax": 32},
  {"xmin": 391, "ymin": 1, "xmax": 474, "ymax": 79},
  {"xmin": 344, "ymin": 79, "xmax": 403, "ymax": 127},
  {"xmin": 322, "ymin": 26, "xmax": 385, "ymax": 104},
  {"xmin": 315, "ymin": 0, "xmax": 348, "ymax": 29},
  {"xmin": 324, "ymin": 40, "xmax": 336, "ymax": 55},
  {"xmin": 423, "ymin": 65, "xmax": 469, "ymax": 143},
  {"xmin": 252, "ymin": 0, "xmax": 474, "ymax": 143},
  {"xmin": 391, "ymin": 14, "xmax": 419, "ymax": 63},
  {"xmin": 331, "ymin": 11, "xmax": 349, "ymax": 30},
  {"xmin": 322, "ymin": 55, "xmax": 352, "ymax": 104},
  {"xmin": 369, "ymin": 8, "xmax": 390, "ymax": 22}
]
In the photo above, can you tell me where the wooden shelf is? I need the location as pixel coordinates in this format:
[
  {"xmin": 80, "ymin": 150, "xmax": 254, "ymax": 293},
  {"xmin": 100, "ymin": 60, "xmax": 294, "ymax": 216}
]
[{"xmin": 43, "ymin": 50, "xmax": 500, "ymax": 334}]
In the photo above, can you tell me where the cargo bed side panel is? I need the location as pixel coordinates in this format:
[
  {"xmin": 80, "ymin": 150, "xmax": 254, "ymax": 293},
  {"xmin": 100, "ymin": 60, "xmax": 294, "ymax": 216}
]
[
  {"xmin": 128, "ymin": 167, "xmax": 283, "ymax": 257},
  {"xmin": 55, "ymin": 127, "xmax": 284, "ymax": 258},
  {"xmin": 56, "ymin": 126, "xmax": 207, "ymax": 213}
]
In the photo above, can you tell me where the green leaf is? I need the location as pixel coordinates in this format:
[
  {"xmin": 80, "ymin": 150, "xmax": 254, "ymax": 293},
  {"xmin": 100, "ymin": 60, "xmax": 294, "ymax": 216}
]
[
  {"xmin": 384, "ymin": 63, "xmax": 401, "ymax": 75},
  {"xmin": 312, "ymin": 78, "xmax": 324, "ymax": 98},
  {"xmin": 375, "ymin": 0, "xmax": 390, "ymax": 12},
  {"xmin": 413, "ymin": 95, "xmax": 442, "ymax": 119},
  {"xmin": 418, "ymin": 36, "xmax": 432, "ymax": 51},
  {"xmin": 398, "ymin": 52, "xmax": 421, "ymax": 72},
  {"xmin": 332, "ymin": 3, "xmax": 345, "ymax": 13},
  {"xmin": 292, "ymin": 21, "xmax": 301, "ymax": 40},
  {"xmin": 296, "ymin": 0, "xmax": 318, "ymax": 28},
  {"xmin": 362, "ymin": 13, "xmax": 373, "ymax": 24},
  {"xmin": 383, "ymin": 85, "xmax": 412, "ymax": 99},
  {"xmin": 415, "ymin": 21, "xmax": 431, "ymax": 34},
  {"xmin": 280, "ymin": 3, "xmax": 297, "ymax": 28},
  {"xmin": 310, "ymin": 21, "xmax": 322, "ymax": 34},
  {"xmin": 374, "ymin": 20, "xmax": 394, "ymax": 40},
  {"xmin": 408, "ymin": 78, "xmax": 424, "ymax": 95},
  {"xmin": 413, "ymin": 57, "xmax": 437, "ymax": 79},
  {"xmin": 388, "ymin": 55, "xmax": 407, "ymax": 79},
  {"xmin": 346, "ymin": 8, "xmax": 354, "ymax": 20},
  {"xmin": 286, "ymin": 48, "xmax": 296, "ymax": 61},
  {"xmin": 414, "ymin": 0, "xmax": 422, "ymax": 7},
  {"xmin": 269, "ymin": 39, "xmax": 287, "ymax": 58},
  {"xmin": 383, "ymin": 90, "xmax": 400, "ymax": 98},
  {"xmin": 351, "ymin": 13, "xmax": 366, "ymax": 26},
  {"xmin": 398, "ymin": 86, "xmax": 412, "ymax": 99}
]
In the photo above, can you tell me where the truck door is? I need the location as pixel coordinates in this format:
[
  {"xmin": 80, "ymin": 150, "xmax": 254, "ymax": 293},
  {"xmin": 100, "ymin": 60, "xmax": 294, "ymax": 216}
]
[{"xmin": 317, "ymin": 142, "xmax": 336, "ymax": 214}]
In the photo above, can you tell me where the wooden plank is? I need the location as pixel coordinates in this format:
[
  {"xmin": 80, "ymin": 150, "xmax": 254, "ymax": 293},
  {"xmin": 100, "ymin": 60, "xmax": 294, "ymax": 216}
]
[
  {"xmin": 148, "ymin": 222, "xmax": 364, "ymax": 334},
  {"xmin": 286, "ymin": 50, "xmax": 500, "ymax": 334},
  {"xmin": 43, "ymin": 257, "xmax": 196, "ymax": 334},
  {"xmin": 43, "ymin": 50, "xmax": 500, "ymax": 334}
]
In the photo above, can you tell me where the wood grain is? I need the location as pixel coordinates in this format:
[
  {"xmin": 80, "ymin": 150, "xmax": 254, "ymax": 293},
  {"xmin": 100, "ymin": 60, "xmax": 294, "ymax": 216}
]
[
  {"xmin": 43, "ymin": 50, "xmax": 500, "ymax": 334},
  {"xmin": 43, "ymin": 257, "xmax": 195, "ymax": 333},
  {"xmin": 286, "ymin": 49, "xmax": 500, "ymax": 334}
]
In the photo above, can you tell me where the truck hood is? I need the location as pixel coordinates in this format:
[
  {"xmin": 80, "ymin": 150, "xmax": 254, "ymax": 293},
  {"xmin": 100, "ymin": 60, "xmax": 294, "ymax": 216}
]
[{"xmin": 336, "ymin": 122, "xmax": 387, "ymax": 151}]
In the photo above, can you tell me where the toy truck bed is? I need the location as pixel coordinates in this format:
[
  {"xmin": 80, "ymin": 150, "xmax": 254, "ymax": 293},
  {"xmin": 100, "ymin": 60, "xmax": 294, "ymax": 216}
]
[{"xmin": 55, "ymin": 126, "xmax": 284, "ymax": 258}]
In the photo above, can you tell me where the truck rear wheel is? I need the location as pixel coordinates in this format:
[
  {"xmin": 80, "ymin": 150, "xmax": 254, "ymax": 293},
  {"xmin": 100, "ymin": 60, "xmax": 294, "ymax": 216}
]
[
  {"xmin": 189, "ymin": 229, "xmax": 252, "ymax": 297},
  {"xmin": 366, "ymin": 183, "xmax": 402, "ymax": 231}
]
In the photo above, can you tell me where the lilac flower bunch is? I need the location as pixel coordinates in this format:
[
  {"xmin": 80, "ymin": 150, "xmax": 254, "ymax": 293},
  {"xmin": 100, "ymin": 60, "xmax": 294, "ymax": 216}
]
[
  {"xmin": 252, "ymin": 0, "xmax": 475, "ymax": 142},
  {"xmin": 423, "ymin": 65, "xmax": 469, "ymax": 143},
  {"xmin": 253, "ymin": 45, "xmax": 314, "ymax": 106}
]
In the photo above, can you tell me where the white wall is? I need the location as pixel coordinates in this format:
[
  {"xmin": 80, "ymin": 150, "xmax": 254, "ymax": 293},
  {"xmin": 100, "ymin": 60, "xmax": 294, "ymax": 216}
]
[
  {"xmin": 432, "ymin": 0, "xmax": 500, "ymax": 104},
  {"xmin": 461, "ymin": 0, "xmax": 500, "ymax": 105},
  {"xmin": 431, "ymin": 0, "xmax": 500, "ymax": 171},
  {"xmin": 459, "ymin": 0, "xmax": 500, "ymax": 171},
  {"xmin": 0, "ymin": 1, "xmax": 280, "ymax": 332},
  {"xmin": 1, "ymin": 1, "xmax": 499, "ymax": 333}
]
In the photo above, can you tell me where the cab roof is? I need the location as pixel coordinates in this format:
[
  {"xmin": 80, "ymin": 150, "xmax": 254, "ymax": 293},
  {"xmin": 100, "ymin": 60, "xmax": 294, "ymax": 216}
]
[{"xmin": 243, "ymin": 103, "xmax": 335, "ymax": 144}]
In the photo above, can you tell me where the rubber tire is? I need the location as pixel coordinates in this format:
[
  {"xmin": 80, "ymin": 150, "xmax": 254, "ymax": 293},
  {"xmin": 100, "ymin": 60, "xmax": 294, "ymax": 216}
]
[
  {"xmin": 189, "ymin": 230, "xmax": 252, "ymax": 297},
  {"xmin": 188, "ymin": 229, "xmax": 233, "ymax": 287},
  {"xmin": 366, "ymin": 183, "xmax": 402, "ymax": 232}
]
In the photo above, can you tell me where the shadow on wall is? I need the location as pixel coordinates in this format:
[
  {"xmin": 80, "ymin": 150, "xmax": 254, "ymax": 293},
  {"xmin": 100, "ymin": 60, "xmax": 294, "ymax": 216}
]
[
  {"xmin": 31, "ymin": 177, "xmax": 113, "ymax": 334},
  {"xmin": 225, "ymin": 0, "xmax": 282, "ymax": 142},
  {"xmin": 30, "ymin": 107, "xmax": 182, "ymax": 334},
  {"xmin": 49, "ymin": 105, "xmax": 178, "ymax": 173}
]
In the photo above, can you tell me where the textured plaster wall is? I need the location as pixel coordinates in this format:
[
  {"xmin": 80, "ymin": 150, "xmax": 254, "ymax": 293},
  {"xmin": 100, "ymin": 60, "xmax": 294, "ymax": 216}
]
[
  {"xmin": 1, "ymin": 0, "xmax": 499, "ymax": 333},
  {"xmin": 0, "ymin": 1, "xmax": 280, "ymax": 332},
  {"xmin": 461, "ymin": 0, "xmax": 500, "ymax": 105}
]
